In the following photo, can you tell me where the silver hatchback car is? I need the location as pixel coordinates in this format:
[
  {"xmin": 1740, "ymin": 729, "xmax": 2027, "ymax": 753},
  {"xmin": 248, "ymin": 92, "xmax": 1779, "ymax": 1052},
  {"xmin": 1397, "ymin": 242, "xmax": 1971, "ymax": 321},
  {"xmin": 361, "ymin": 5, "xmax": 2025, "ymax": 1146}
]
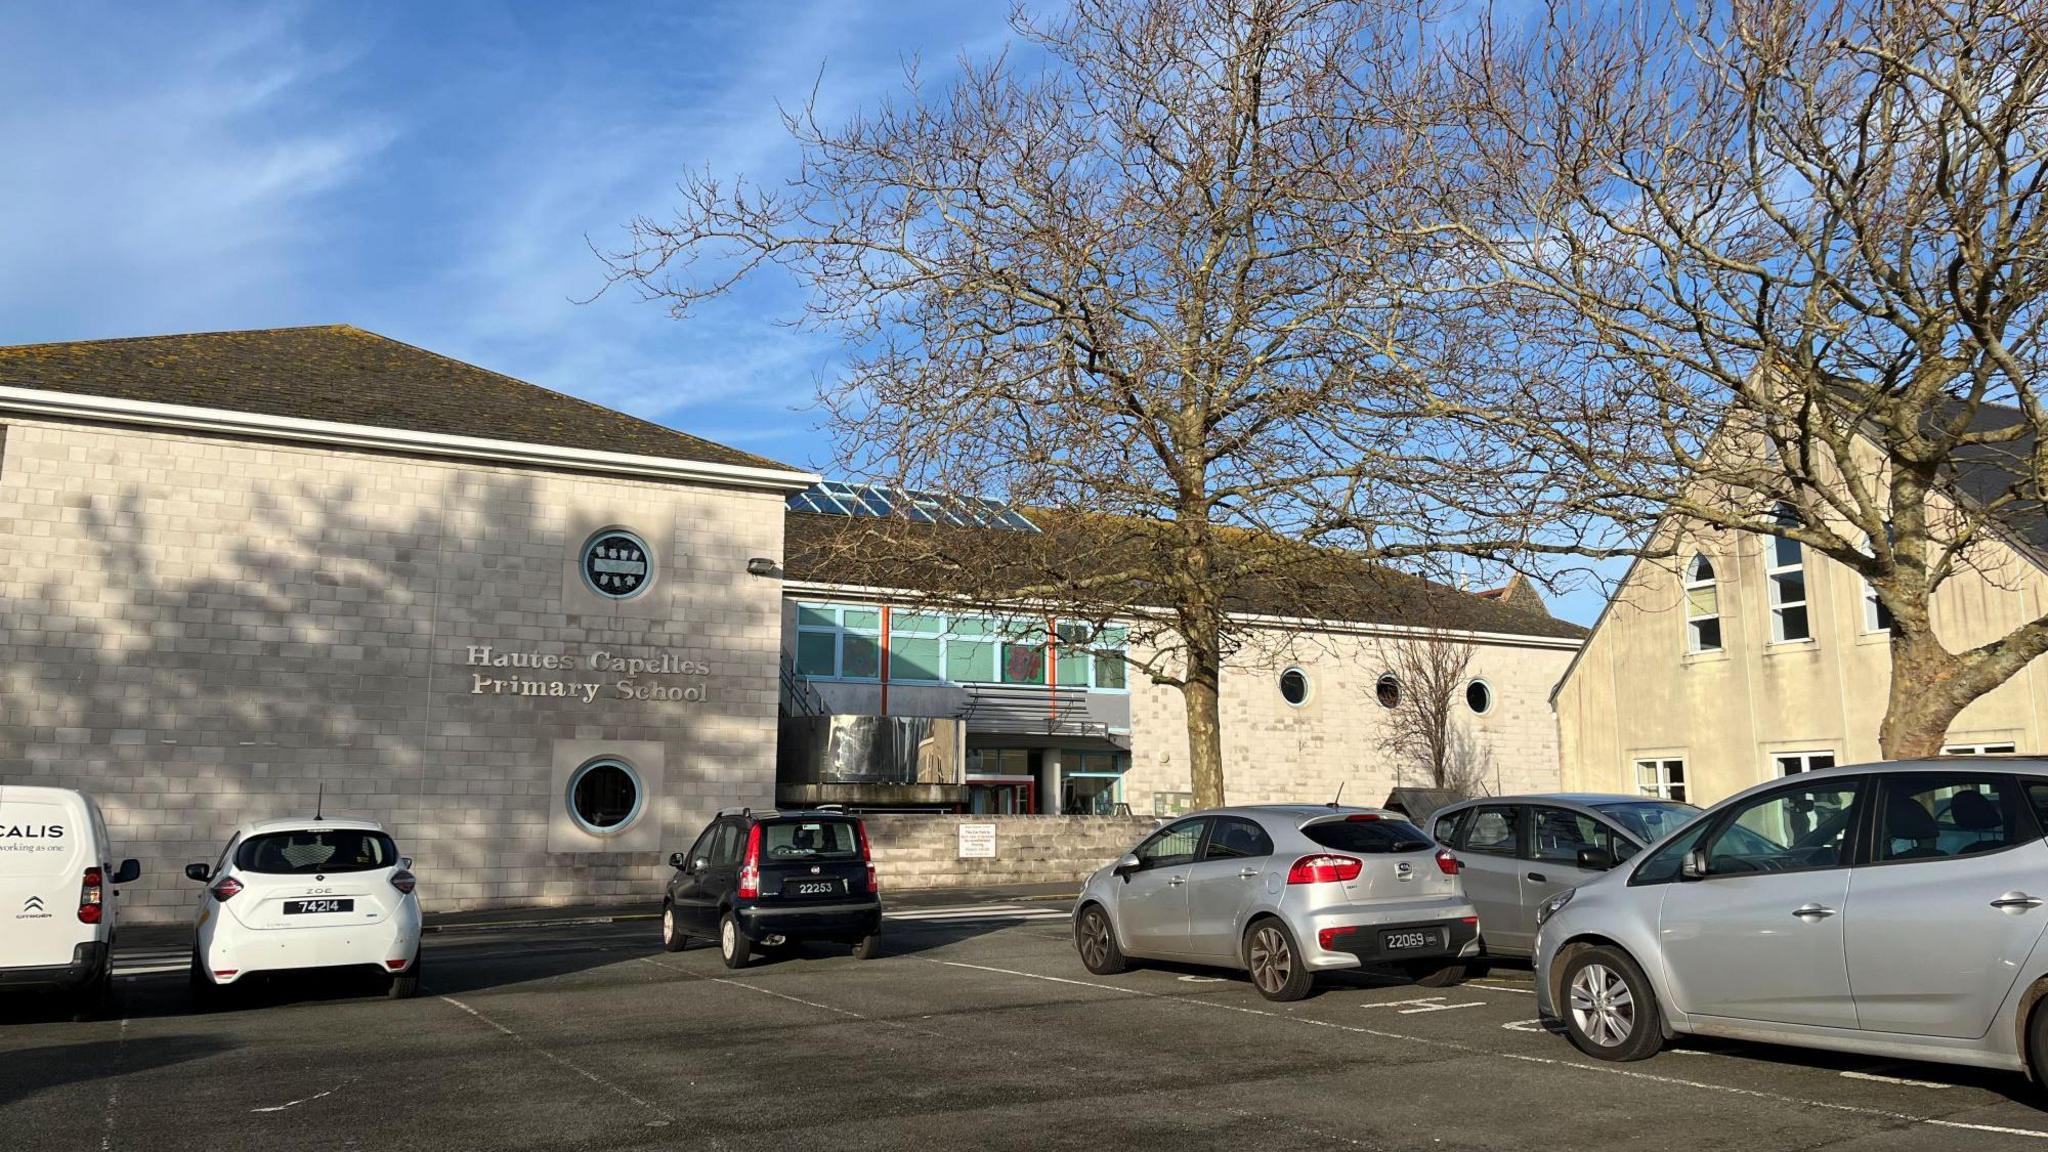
[
  {"xmin": 1535, "ymin": 759, "xmax": 2048, "ymax": 1083},
  {"xmin": 1073, "ymin": 805, "xmax": 1481, "ymax": 1001}
]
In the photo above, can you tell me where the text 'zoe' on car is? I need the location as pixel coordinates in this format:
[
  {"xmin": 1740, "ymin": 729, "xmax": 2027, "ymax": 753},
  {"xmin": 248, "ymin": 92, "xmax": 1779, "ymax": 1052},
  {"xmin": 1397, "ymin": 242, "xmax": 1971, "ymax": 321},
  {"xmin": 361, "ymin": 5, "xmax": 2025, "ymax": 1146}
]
[
  {"xmin": 662, "ymin": 807, "xmax": 883, "ymax": 968},
  {"xmin": 1534, "ymin": 757, "xmax": 2048, "ymax": 1095},
  {"xmin": 1073, "ymin": 805, "xmax": 1480, "ymax": 1001},
  {"xmin": 187, "ymin": 817, "xmax": 422, "ymax": 1002}
]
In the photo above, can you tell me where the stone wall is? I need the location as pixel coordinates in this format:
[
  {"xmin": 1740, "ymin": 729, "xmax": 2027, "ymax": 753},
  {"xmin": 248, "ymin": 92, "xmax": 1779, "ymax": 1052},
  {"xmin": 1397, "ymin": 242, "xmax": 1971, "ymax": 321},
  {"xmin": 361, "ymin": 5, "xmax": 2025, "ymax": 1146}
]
[
  {"xmin": 0, "ymin": 418, "xmax": 786, "ymax": 923},
  {"xmin": 864, "ymin": 813, "xmax": 1154, "ymax": 890}
]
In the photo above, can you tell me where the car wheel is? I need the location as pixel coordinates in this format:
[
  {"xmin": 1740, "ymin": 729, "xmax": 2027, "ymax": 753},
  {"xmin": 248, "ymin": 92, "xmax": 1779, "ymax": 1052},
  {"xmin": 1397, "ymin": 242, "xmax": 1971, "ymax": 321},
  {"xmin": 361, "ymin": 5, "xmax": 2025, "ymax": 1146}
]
[
  {"xmin": 719, "ymin": 913, "xmax": 751, "ymax": 970},
  {"xmin": 852, "ymin": 934, "xmax": 880, "ymax": 961},
  {"xmin": 1405, "ymin": 960, "xmax": 1471, "ymax": 988},
  {"xmin": 1074, "ymin": 904, "xmax": 1127, "ymax": 975},
  {"xmin": 386, "ymin": 949, "xmax": 421, "ymax": 1000},
  {"xmin": 1559, "ymin": 945, "xmax": 1663, "ymax": 1061},
  {"xmin": 661, "ymin": 904, "xmax": 688, "ymax": 953},
  {"xmin": 1244, "ymin": 918, "xmax": 1314, "ymax": 1002},
  {"xmin": 2026, "ymin": 993, "xmax": 2048, "ymax": 1090}
]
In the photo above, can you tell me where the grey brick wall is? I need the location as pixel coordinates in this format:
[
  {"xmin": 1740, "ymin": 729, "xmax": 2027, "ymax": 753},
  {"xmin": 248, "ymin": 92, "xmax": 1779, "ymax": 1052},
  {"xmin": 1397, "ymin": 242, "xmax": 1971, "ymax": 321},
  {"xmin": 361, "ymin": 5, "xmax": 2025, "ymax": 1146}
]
[
  {"xmin": 0, "ymin": 419, "xmax": 785, "ymax": 922},
  {"xmin": 865, "ymin": 814, "xmax": 1153, "ymax": 890}
]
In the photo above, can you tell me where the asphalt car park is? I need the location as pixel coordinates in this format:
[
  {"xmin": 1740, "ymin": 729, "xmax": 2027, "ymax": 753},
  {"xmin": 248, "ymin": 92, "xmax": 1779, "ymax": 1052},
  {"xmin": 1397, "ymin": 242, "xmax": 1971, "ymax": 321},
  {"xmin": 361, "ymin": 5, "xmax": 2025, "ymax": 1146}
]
[{"xmin": 5, "ymin": 896, "xmax": 2048, "ymax": 1152}]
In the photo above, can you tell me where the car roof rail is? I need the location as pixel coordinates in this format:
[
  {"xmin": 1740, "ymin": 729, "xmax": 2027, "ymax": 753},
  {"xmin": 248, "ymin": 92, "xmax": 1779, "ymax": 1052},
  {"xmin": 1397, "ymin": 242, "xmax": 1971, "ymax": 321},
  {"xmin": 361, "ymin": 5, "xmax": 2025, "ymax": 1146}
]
[{"xmin": 714, "ymin": 806, "xmax": 754, "ymax": 819}]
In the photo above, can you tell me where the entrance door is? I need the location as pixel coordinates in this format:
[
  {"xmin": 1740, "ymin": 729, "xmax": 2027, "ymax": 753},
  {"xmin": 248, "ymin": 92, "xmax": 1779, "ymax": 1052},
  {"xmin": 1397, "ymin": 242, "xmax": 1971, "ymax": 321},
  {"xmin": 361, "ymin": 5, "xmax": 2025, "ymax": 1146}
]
[
  {"xmin": 1115, "ymin": 818, "xmax": 1205, "ymax": 956},
  {"xmin": 1658, "ymin": 778, "xmax": 1865, "ymax": 1028}
]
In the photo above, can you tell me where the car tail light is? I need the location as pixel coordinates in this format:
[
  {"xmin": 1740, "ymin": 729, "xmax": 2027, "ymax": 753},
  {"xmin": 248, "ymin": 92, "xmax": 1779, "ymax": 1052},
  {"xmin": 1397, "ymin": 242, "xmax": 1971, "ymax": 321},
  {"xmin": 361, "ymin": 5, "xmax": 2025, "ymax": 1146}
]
[
  {"xmin": 1344, "ymin": 813, "xmax": 1381, "ymax": 822},
  {"xmin": 1286, "ymin": 854, "xmax": 1363, "ymax": 884},
  {"xmin": 737, "ymin": 823, "xmax": 763, "ymax": 898},
  {"xmin": 210, "ymin": 875, "xmax": 244, "ymax": 902},
  {"xmin": 391, "ymin": 869, "xmax": 417, "ymax": 895},
  {"xmin": 1317, "ymin": 925, "xmax": 1357, "ymax": 950},
  {"xmin": 78, "ymin": 867, "xmax": 104, "ymax": 924},
  {"xmin": 1435, "ymin": 849, "xmax": 1462, "ymax": 876},
  {"xmin": 855, "ymin": 822, "xmax": 878, "ymax": 894}
]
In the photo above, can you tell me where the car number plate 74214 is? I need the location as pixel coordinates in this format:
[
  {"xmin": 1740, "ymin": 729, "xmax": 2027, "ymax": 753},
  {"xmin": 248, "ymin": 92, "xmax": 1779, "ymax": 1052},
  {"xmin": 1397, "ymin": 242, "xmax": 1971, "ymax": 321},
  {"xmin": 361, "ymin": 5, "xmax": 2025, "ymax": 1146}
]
[
  {"xmin": 283, "ymin": 898, "xmax": 354, "ymax": 915},
  {"xmin": 1381, "ymin": 929, "xmax": 1439, "ymax": 952}
]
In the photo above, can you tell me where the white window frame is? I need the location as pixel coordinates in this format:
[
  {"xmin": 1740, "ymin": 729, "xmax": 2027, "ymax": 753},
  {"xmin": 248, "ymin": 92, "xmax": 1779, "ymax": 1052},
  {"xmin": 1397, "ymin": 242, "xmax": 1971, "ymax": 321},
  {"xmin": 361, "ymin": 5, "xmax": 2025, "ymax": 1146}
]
[
  {"xmin": 793, "ymin": 603, "xmax": 881, "ymax": 682},
  {"xmin": 1773, "ymin": 750, "xmax": 1837, "ymax": 776},
  {"xmin": 1683, "ymin": 553, "xmax": 1722, "ymax": 653},
  {"xmin": 888, "ymin": 610, "xmax": 947, "ymax": 684},
  {"xmin": 1766, "ymin": 507, "xmax": 1811, "ymax": 644},
  {"xmin": 1942, "ymin": 742, "xmax": 2018, "ymax": 755},
  {"xmin": 1634, "ymin": 757, "xmax": 1687, "ymax": 802}
]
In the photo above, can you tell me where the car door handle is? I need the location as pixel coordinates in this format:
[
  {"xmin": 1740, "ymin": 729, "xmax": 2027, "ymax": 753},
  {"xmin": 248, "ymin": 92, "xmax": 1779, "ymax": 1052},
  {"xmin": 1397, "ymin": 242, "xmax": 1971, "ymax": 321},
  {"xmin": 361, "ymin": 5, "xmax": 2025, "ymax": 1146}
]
[
  {"xmin": 1791, "ymin": 904, "xmax": 1837, "ymax": 920},
  {"xmin": 1526, "ymin": 872, "xmax": 1548, "ymax": 883},
  {"xmin": 1239, "ymin": 868, "xmax": 1261, "ymax": 880},
  {"xmin": 1992, "ymin": 892, "xmax": 2044, "ymax": 910},
  {"xmin": 1167, "ymin": 875, "xmax": 1186, "ymax": 886}
]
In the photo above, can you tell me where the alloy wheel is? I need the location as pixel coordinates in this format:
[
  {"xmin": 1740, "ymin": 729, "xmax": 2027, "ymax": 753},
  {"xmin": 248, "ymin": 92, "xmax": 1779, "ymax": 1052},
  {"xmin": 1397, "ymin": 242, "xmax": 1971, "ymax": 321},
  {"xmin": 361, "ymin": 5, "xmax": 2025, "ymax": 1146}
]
[
  {"xmin": 662, "ymin": 908, "xmax": 674, "ymax": 947},
  {"xmin": 1568, "ymin": 962, "xmax": 1635, "ymax": 1047},
  {"xmin": 1248, "ymin": 925, "xmax": 1291, "ymax": 995},
  {"xmin": 1079, "ymin": 910, "xmax": 1111, "ymax": 968},
  {"xmin": 721, "ymin": 918, "xmax": 736, "ymax": 959}
]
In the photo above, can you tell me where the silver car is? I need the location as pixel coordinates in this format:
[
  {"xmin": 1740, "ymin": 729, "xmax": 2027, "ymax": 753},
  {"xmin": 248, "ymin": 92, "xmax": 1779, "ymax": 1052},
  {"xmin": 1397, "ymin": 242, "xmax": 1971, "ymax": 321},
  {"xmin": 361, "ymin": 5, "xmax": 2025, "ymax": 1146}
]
[
  {"xmin": 1534, "ymin": 759, "xmax": 2048, "ymax": 1083},
  {"xmin": 1072, "ymin": 805, "xmax": 1481, "ymax": 1001},
  {"xmin": 1429, "ymin": 793, "xmax": 1699, "ymax": 958}
]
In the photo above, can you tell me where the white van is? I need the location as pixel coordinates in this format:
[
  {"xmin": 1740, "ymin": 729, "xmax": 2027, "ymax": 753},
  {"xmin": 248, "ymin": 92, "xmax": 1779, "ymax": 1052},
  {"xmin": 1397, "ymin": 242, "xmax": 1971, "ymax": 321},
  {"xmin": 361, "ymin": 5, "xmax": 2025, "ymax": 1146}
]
[{"xmin": 0, "ymin": 786, "xmax": 140, "ymax": 1012}]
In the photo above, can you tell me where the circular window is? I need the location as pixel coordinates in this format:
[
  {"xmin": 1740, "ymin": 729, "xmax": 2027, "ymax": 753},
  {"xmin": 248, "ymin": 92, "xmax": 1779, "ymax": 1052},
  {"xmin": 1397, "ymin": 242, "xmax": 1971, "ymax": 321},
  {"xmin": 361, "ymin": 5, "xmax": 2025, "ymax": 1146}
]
[
  {"xmin": 581, "ymin": 529, "xmax": 653, "ymax": 599},
  {"xmin": 1279, "ymin": 667, "xmax": 1311, "ymax": 707},
  {"xmin": 1466, "ymin": 679, "xmax": 1493, "ymax": 714},
  {"xmin": 567, "ymin": 758, "xmax": 644, "ymax": 835},
  {"xmin": 1375, "ymin": 673, "xmax": 1402, "ymax": 709}
]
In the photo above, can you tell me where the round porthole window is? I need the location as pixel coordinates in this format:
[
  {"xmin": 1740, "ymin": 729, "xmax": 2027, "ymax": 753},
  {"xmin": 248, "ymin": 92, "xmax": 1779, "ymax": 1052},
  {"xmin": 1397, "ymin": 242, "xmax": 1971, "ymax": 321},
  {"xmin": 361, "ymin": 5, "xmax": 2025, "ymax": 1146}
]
[
  {"xmin": 567, "ymin": 758, "xmax": 644, "ymax": 835},
  {"xmin": 1466, "ymin": 679, "xmax": 1493, "ymax": 715},
  {"xmin": 1375, "ymin": 673, "xmax": 1402, "ymax": 709},
  {"xmin": 1279, "ymin": 667, "xmax": 1311, "ymax": 707},
  {"xmin": 581, "ymin": 529, "xmax": 653, "ymax": 599}
]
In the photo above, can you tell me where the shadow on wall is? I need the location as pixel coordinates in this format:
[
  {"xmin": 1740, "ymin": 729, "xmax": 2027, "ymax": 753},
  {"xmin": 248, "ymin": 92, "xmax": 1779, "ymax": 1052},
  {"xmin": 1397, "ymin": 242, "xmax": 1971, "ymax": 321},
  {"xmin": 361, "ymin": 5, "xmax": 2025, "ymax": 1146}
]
[{"xmin": 0, "ymin": 457, "xmax": 767, "ymax": 922}]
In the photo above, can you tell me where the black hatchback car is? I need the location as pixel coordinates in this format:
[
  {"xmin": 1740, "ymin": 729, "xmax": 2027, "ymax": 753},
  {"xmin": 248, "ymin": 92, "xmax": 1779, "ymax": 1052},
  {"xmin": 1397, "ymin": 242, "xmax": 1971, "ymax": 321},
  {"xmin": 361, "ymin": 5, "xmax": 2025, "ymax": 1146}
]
[{"xmin": 662, "ymin": 808, "xmax": 883, "ymax": 967}]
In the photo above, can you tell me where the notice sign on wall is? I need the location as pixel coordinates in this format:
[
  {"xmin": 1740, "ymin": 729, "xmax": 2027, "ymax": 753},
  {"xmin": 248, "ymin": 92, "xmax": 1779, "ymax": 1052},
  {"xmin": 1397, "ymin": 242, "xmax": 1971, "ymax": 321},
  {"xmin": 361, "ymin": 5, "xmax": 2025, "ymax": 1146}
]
[{"xmin": 957, "ymin": 823, "xmax": 997, "ymax": 859}]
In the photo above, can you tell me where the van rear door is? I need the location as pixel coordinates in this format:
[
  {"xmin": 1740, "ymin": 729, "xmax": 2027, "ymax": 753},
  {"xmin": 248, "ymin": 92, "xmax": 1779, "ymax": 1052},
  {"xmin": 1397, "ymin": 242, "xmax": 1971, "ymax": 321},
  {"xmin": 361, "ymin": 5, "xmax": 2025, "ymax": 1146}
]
[{"xmin": 0, "ymin": 788, "xmax": 91, "ymax": 968}]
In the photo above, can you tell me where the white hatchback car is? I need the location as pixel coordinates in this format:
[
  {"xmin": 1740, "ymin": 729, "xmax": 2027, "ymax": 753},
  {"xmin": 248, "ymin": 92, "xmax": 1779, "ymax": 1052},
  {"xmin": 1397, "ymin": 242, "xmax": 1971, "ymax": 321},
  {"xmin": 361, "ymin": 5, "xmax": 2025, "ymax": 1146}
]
[{"xmin": 186, "ymin": 817, "xmax": 422, "ymax": 1000}]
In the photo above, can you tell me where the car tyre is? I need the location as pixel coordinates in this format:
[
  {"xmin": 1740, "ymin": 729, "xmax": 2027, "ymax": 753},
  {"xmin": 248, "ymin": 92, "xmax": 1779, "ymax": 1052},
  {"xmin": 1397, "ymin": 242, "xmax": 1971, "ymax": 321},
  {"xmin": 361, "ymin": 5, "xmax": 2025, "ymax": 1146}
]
[
  {"xmin": 2026, "ymin": 993, "xmax": 2048, "ymax": 1091},
  {"xmin": 71, "ymin": 968, "xmax": 114, "ymax": 1022},
  {"xmin": 852, "ymin": 934, "xmax": 880, "ymax": 961},
  {"xmin": 1558, "ymin": 945, "xmax": 1663, "ymax": 1062},
  {"xmin": 1405, "ymin": 960, "xmax": 1471, "ymax": 988},
  {"xmin": 1244, "ymin": 918, "xmax": 1315, "ymax": 1002},
  {"xmin": 661, "ymin": 904, "xmax": 688, "ymax": 953},
  {"xmin": 719, "ymin": 912, "xmax": 751, "ymax": 970},
  {"xmin": 1074, "ymin": 904, "xmax": 1127, "ymax": 975},
  {"xmin": 386, "ymin": 949, "xmax": 421, "ymax": 1000}
]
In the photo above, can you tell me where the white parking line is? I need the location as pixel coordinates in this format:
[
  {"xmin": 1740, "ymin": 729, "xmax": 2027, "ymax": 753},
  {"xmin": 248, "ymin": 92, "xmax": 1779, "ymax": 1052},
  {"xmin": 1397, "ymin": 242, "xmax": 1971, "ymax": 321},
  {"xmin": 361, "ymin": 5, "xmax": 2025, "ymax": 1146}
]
[
  {"xmin": 1357, "ymin": 997, "xmax": 1488, "ymax": 1015},
  {"xmin": 1467, "ymin": 982, "xmax": 1536, "ymax": 995},
  {"xmin": 924, "ymin": 958, "xmax": 2048, "ymax": 1143},
  {"xmin": 438, "ymin": 995, "xmax": 675, "ymax": 1128},
  {"xmin": 1844, "ymin": 1069, "xmax": 1954, "ymax": 1090}
]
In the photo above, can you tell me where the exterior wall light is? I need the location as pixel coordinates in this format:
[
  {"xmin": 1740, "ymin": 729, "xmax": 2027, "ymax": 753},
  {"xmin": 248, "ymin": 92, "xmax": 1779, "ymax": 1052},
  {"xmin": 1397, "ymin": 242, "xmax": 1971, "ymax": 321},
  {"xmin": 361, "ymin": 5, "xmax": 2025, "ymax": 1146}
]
[{"xmin": 746, "ymin": 557, "xmax": 780, "ymax": 577}]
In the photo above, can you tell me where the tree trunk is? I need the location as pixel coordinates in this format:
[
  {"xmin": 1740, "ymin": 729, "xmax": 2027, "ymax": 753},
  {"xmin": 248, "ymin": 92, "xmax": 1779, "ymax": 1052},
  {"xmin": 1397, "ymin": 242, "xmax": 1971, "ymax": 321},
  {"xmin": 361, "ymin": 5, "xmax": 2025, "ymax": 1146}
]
[
  {"xmin": 1878, "ymin": 626, "xmax": 1967, "ymax": 759},
  {"xmin": 1183, "ymin": 620, "xmax": 1227, "ymax": 810}
]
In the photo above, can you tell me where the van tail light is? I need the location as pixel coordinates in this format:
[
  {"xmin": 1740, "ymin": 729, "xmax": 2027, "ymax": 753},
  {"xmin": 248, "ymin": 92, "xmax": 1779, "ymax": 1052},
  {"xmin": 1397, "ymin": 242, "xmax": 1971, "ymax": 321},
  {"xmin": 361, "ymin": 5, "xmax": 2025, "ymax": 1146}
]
[
  {"xmin": 1286, "ymin": 854, "xmax": 1363, "ymax": 884},
  {"xmin": 210, "ymin": 876, "xmax": 244, "ymax": 902},
  {"xmin": 855, "ymin": 822, "xmax": 878, "ymax": 894},
  {"xmin": 78, "ymin": 867, "xmax": 104, "ymax": 924},
  {"xmin": 737, "ymin": 823, "xmax": 763, "ymax": 898},
  {"xmin": 1435, "ymin": 849, "xmax": 1462, "ymax": 876},
  {"xmin": 391, "ymin": 869, "xmax": 417, "ymax": 895}
]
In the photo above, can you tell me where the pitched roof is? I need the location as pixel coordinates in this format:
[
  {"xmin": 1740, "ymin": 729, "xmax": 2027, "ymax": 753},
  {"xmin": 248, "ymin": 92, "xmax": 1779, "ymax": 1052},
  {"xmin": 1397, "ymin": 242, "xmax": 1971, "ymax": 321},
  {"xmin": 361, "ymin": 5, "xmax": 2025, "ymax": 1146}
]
[
  {"xmin": 783, "ymin": 508, "xmax": 1587, "ymax": 641},
  {"xmin": 1939, "ymin": 399, "xmax": 2047, "ymax": 556},
  {"xmin": 0, "ymin": 325, "xmax": 792, "ymax": 472}
]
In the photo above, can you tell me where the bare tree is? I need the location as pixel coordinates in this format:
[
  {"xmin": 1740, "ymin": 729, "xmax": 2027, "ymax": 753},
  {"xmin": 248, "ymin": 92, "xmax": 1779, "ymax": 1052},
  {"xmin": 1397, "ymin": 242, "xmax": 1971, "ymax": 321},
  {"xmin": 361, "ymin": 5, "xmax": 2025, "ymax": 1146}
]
[
  {"xmin": 604, "ymin": 0, "xmax": 1616, "ymax": 807},
  {"xmin": 1379, "ymin": 632, "xmax": 1491, "ymax": 795},
  {"xmin": 1427, "ymin": 0, "xmax": 2048, "ymax": 757}
]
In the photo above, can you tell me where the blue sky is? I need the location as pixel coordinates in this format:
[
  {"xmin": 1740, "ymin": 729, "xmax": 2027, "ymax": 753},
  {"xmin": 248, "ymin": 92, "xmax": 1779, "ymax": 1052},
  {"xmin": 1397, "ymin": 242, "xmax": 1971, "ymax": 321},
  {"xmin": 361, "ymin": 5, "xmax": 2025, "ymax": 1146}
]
[{"xmin": 0, "ymin": 2, "xmax": 1609, "ymax": 624}]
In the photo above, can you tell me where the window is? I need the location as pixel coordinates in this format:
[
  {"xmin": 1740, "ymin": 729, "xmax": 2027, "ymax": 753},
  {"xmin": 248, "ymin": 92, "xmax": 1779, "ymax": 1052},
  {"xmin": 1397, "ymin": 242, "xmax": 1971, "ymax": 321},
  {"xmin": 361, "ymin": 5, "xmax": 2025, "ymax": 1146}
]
[
  {"xmin": 1280, "ymin": 668, "xmax": 1311, "ymax": 707},
  {"xmin": 1062, "ymin": 750, "xmax": 1128, "ymax": 815},
  {"xmin": 1305, "ymin": 818, "xmax": 1432, "ymax": 854},
  {"xmin": 1375, "ymin": 673, "xmax": 1402, "ymax": 709},
  {"xmin": 1432, "ymin": 810, "xmax": 1467, "ymax": 845},
  {"xmin": 1775, "ymin": 751, "xmax": 1837, "ymax": 776},
  {"xmin": 1704, "ymin": 781, "xmax": 1862, "ymax": 875},
  {"xmin": 1593, "ymin": 800, "xmax": 1699, "ymax": 845},
  {"xmin": 1460, "ymin": 806, "xmax": 1521, "ymax": 856},
  {"xmin": 1862, "ymin": 524, "xmax": 1896, "ymax": 634},
  {"xmin": 567, "ymin": 758, "xmax": 644, "ymax": 834},
  {"xmin": 793, "ymin": 603, "xmax": 881, "ymax": 680},
  {"xmin": 762, "ymin": 820, "xmax": 861, "ymax": 861},
  {"xmin": 1464, "ymin": 679, "xmax": 1493, "ymax": 714},
  {"xmin": 1944, "ymin": 742, "xmax": 2018, "ymax": 756},
  {"xmin": 1153, "ymin": 792, "xmax": 1195, "ymax": 818},
  {"xmin": 1684, "ymin": 554, "xmax": 1723, "ymax": 653},
  {"xmin": 1874, "ymin": 774, "xmax": 2022, "ymax": 860},
  {"xmin": 709, "ymin": 821, "xmax": 743, "ymax": 866},
  {"xmin": 1629, "ymin": 820, "xmax": 1713, "ymax": 886},
  {"xmin": 1052, "ymin": 623, "xmax": 1130, "ymax": 691},
  {"xmin": 1204, "ymin": 817, "xmax": 1275, "ymax": 860},
  {"xmin": 1635, "ymin": 758, "xmax": 1687, "ymax": 802},
  {"xmin": 1135, "ymin": 818, "xmax": 1205, "ymax": 867},
  {"xmin": 237, "ymin": 829, "xmax": 399, "ymax": 875},
  {"xmin": 1530, "ymin": 807, "xmax": 1617, "ymax": 865},
  {"xmin": 1000, "ymin": 621, "xmax": 1048, "ymax": 685},
  {"xmin": 1767, "ymin": 506, "xmax": 1810, "ymax": 643},
  {"xmin": 889, "ymin": 613, "xmax": 945, "ymax": 682}
]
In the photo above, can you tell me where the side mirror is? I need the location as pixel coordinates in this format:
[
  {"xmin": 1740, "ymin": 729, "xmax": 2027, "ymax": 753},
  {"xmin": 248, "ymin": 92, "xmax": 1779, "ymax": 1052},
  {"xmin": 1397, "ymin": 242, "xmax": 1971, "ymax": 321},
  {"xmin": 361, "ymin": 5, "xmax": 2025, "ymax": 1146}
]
[
  {"xmin": 401, "ymin": 857, "xmax": 413, "ymax": 871},
  {"xmin": 1680, "ymin": 848, "xmax": 1708, "ymax": 881},
  {"xmin": 184, "ymin": 863, "xmax": 211, "ymax": 883},
  {"xmin": 1576, "ymin": 846, "xmax": 1615, "ymax": 871},
  {"xmin": 1112, "ymin": 853, "xmax": 1142, "ymax": 880},
  {"xmin": 112, "ymin": 859, "xmax": 141, "ymax": 885},
  {"xmin": 668, "ymin": 852, "xmax": 687, "ymax": 870}
]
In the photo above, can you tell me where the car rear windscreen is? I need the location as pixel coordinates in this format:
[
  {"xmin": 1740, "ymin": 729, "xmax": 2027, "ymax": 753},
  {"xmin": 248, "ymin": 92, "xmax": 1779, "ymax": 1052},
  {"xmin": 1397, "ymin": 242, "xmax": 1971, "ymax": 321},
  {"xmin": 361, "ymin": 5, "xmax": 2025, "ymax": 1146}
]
[
  {"xmin": 761, "ymin": 820, "xmax": 861, "ymax": 861},
  {"xmin": 236, "ymin": 830, "xmax": 400, "ymax": 874},
  {"xmin": 1303, "ymin": 819, "xmax": 1432, "ymax": 854}
]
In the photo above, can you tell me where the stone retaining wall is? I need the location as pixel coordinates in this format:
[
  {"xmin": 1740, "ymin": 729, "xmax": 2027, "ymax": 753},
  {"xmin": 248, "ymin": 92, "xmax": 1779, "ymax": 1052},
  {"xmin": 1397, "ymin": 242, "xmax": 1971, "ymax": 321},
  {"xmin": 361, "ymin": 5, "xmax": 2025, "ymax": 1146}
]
[{"xmin": 864, "ymin": 813, "xmax": 1155, "ymax": 890}]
